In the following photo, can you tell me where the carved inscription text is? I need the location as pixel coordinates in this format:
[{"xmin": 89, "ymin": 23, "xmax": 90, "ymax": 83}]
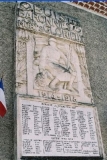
[{"xmin": 17, "ymin": 2, "xmax": 83, "ymax": 43}]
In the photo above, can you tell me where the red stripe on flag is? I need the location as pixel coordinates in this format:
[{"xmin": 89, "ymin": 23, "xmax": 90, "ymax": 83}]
[{"xmin": 0, "ymin": 101, "xmax": 6, "ymax": 117}]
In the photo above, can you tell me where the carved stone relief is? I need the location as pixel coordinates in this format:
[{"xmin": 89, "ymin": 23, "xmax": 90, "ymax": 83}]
[
  {"xmin": 16, "ymin": 4, "xmax": 105, "ymax": 160},
  {"xmin": 16, "ymin": 30, "xmax": 29, "ymax": 94},
  {"xmin": 32, "ymin": 35, "xmax": 92, "ymax": 103},
  {"xmin": 33, "ymin": 37, "xmax": 76, "ymax": 93},
  {"xmin": 75, "ymin": 44, "xmax": 92, "ymax": 99},
  {"xmin": 15, "ymin": 3, "xmax": 106, "ymax": 160},
  {"xmin": 16, "ymin": 2, "xmax": 92, "ymax": 103}
]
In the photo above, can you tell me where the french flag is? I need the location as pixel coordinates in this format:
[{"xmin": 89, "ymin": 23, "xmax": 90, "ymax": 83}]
[{"xmin": 0, "ymin": 79, "xmax": 7, "ymax": 117}]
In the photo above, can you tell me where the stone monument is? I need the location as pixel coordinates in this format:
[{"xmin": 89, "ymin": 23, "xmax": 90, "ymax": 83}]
[{"xmin": 15, "ymin": 2, "xmax": 104, "ymax": 160}]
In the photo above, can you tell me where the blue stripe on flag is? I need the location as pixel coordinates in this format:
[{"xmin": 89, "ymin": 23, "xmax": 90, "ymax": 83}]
[{"xmin": 0, "ymin": 79, "xmax": 4, "ymax": 91}]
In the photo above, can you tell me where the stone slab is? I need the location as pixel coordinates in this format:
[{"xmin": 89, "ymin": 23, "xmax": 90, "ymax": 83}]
[{"xmin": 17, "ymin": 96, "xmax": 103, "ymax": 159}]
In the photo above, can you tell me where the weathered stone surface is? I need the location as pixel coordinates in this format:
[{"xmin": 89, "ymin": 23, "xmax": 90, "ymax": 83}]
[
  {"xmin": 16, "ymin": 4, "xmax": 103, "ymax": 159},
  {"xmin": 0, "ymin": 3, "xmax": 15, "ymax": 160},
  {"xmin": 16, "ymin": 2, "xmax": 93, "ymax": 105},
  {"xmin": 23, "ymin": 3, "xmax": 107, "ymax": 159},
  {"xmin": 18, "ymin": 97, "xmax": 101, "ymax": 158},
  {"xmin": 0, "ymin": 2, "xmax": 107, "ymax": 160}
]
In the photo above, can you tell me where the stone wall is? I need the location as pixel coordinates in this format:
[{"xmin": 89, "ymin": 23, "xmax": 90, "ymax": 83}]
[
  {"xmin": 0, "ymin": 3, "xmax": 15, "ymax": 160},
  {"xmin": 0, "ymin": 2, "xmax": 107, "ymax": 160}
]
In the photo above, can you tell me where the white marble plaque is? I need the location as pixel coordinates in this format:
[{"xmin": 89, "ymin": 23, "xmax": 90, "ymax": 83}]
[{"xmin": 18, "ymin": 99, "xmax": 101, "ymax": 157}]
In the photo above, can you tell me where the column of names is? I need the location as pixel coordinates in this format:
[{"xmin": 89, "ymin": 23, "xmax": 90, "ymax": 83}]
[{"xmin": 21, "ymin": 101, "xmax": 100, "ymax": 157}]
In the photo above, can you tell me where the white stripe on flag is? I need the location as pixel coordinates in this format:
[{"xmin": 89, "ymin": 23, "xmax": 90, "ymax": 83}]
[{"xmin": 0, "ymin": 88, "xmax": 6, "ymax": 110}]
